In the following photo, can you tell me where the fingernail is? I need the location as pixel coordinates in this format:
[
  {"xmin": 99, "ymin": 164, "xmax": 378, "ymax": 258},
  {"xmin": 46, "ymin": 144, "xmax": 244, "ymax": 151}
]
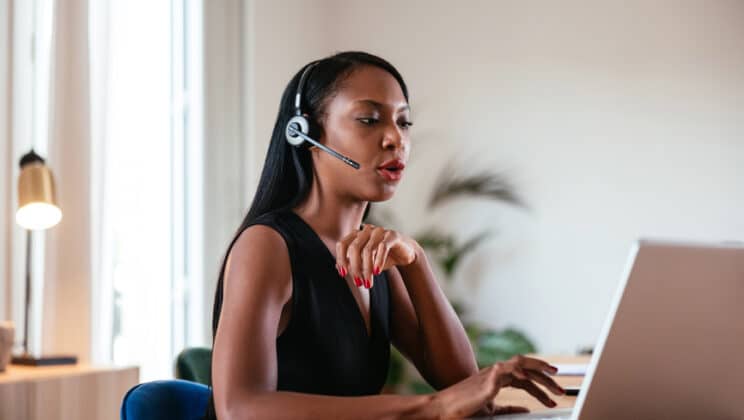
[
  {"xmin": 341, "ymin": 267, "xmax": 347, "ymax": 277},
  {"xmin": 373, "ymin": 266, "xmax": 380, "ymax": 275},
  {"xmin": 354, "ymin": 276, "xmax": 362, "ymax": 287},
  {"xmin": 365, "ymin": 278, "xmax": 372, "ymax": 289}
]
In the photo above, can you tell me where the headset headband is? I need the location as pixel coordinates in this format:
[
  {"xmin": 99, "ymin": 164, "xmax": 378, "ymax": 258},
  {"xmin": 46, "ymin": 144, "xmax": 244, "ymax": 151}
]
[{"xmin": 294, "ymin": 62, "xmax": 319, "ymax": 116}]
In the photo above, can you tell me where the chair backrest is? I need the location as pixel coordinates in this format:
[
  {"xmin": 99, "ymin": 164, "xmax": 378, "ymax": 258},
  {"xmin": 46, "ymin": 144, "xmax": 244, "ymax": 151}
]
[
  {"xmin": 121, "ymin": 379, "xmax": 211, "ymax": 420},
  {"xmin": 175, "ymin": 347, "xmax": 212, "ymax": 385}
]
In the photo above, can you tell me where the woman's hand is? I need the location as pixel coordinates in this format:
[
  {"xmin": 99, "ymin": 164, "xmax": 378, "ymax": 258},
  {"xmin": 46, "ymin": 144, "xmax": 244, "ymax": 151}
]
[
  {"xmin": 335, "ymin": 224, "xmax": 418, "ymax": 289},
  {"xmin": 421, "ymin": 355, "xmax": 566, "ymax": 419}
]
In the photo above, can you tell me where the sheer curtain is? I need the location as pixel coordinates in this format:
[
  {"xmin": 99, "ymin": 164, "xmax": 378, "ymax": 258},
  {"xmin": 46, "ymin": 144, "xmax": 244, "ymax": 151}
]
[
  {"xmin": 1, "ymin": 0, "xmax": 12, "ymax": 322},
  {"xmin": 4, "ymin": 0, "xmax": 57, "ymax": 356},
  {"xmin": 88, "ymin": 0, "xmax": 205, "ymax": 381},
  {"xmin": 4, "ymin": 0, "xmax": 205, "ymax": 379}
]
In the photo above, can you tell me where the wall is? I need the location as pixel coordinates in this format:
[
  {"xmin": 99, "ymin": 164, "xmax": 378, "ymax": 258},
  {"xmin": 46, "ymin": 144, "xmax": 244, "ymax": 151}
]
[
  {"xmin": 203, "ymin": 0, "xmax": 247, "ymax": 344},
  {"xmin": 242, "ymin": 0, "xmax": 744, "ymax": 353},
  {"xmin": 201, "ymin": 0, "xmax": 332, "ymax": 343}
]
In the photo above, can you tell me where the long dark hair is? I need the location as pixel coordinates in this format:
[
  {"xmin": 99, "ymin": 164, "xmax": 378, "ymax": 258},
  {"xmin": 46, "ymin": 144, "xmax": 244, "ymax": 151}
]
[
  {"xmin": 205, "ymin": 51, "xmax": 409, "ymax": 419},
  {"xmin": 210, "ymin": 51, "xmax": 409, "ymax": 343}
]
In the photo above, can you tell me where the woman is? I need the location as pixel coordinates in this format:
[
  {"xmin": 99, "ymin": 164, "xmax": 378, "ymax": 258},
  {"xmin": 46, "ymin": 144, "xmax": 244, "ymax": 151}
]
[{"xmin": 208, "ymin": 51, "xmax": 564, "ymax": 419}]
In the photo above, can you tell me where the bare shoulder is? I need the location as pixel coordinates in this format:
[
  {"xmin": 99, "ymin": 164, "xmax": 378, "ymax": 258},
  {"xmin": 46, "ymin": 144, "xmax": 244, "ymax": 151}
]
[{"xmin": 223, "ymin": 223, "xmax": 292, "ymax": 300}]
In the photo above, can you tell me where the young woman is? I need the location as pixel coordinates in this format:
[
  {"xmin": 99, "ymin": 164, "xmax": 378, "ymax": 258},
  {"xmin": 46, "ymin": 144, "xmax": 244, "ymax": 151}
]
[{"xmin": 208, "ymin": 51, "xmax": 564, "ymax": 419}]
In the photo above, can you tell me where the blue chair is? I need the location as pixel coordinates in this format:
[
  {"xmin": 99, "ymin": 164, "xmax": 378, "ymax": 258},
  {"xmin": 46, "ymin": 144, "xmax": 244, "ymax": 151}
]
[{"xmin": 121, "ymin": 379, "xmax": 211, "ymax": 420}]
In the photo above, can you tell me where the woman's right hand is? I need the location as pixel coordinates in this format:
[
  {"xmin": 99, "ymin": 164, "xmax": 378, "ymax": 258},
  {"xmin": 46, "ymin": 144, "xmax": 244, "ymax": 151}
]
[{"xmin": 421, "ymin": 355, "xmax": 566, "ymax": 419}]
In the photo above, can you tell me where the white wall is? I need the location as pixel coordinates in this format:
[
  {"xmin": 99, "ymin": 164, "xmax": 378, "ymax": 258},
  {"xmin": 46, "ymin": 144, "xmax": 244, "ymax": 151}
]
[
  {"xmin": 201, "ymin": 0, "xmax": 332, "ymax": 342},
  {"xmin": 247, "ymin": 0, "xmax": 334, "ymax": 188},
  {"xmin": 203, "ymin": 0, "xmax": 247, "ymax": 344},
  {"xmin": 241, "ymin": 0, "xmax": 744, "ymax": 354}
]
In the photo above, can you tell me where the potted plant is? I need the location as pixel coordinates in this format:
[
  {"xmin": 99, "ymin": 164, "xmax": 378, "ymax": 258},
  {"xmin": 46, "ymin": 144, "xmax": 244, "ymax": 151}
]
[{"xmin": 374, "ymin": 165, "xmax": 536, "ymax": 394}]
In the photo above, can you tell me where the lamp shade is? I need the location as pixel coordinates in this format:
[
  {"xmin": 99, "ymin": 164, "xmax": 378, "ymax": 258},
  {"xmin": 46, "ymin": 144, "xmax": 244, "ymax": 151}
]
[{"xmin": 16, "ymin": 151, "xmax": 62, "ymax": 230}]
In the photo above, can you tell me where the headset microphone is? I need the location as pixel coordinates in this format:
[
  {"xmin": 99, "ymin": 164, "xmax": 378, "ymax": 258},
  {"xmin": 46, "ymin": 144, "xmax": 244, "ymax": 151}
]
[{"xmin": 285, "ymin": 62, "xmax": 361, "ymax": 170}]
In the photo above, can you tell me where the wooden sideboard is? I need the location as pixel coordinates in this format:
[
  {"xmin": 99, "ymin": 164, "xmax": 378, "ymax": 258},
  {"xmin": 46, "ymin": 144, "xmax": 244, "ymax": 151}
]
[{"xmin": 0, "ymin": 364, "xmax": 139, "ymax": 420}]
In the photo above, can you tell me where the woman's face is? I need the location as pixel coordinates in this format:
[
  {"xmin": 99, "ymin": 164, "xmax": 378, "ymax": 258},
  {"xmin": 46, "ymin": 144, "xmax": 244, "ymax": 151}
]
[{"xmin": 313, "ymin": 65, "xmax": 412, "ymax": 202}]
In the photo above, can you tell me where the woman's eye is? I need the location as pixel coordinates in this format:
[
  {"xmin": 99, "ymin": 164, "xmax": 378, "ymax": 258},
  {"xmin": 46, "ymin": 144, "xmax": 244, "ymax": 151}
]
[
  {"xmin": 357, "ymin": 117, "xmax": 379, "ymax": 125},
  {"xmin": 398, "ymin": 120, "xmax": 414, "ymax": 129}
]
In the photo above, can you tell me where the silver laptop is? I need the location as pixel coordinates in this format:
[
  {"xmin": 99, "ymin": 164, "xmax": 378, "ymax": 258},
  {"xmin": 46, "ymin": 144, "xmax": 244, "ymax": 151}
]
[{"xmin": 490, "ymin": 240, "xmax": 744, "ymax": 420}]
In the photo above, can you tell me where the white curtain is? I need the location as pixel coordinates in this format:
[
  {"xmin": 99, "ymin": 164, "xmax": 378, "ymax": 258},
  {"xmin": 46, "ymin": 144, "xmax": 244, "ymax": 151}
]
[
  {"xmin": 43, "ymin": 0, "xmax": 93, "ymax": 361},
  {"xmin": 5, "ymin": 0, "xmax": 212, "ymax": 376},
  {"xmin": 5, "ymin": 0, "xmax": 57, "ymax": 355},
  {"xmin": 0, "ymin": 0, "xmax": 11, "ymax": 322}
]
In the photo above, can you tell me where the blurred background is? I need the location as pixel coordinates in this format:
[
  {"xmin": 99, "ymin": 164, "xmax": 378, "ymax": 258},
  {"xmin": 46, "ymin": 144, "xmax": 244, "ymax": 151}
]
[{"xmin": 1, "ymin": 0, "xmax": 743, "ymax": 386}]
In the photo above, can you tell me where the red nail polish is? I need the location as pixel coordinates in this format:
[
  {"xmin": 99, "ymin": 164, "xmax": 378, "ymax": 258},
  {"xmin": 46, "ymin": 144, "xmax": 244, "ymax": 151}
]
[
  {"xmin": 341, "ymin": 267, "xmax": 347, "ymax": 277},
  {"xmin": 365, "ymin": 278, "xmax": 371, "ymax": 289},
  {"xmin": 354, "ymin": 276, "xmax": 361, "ymax": 287},
  {"xmin": 336, "ymin": 265, "xmax": 343, "ymax": 277},
  {"xmin": 373, "ymin": 266, "xmax": 380, "ymax": 276}
]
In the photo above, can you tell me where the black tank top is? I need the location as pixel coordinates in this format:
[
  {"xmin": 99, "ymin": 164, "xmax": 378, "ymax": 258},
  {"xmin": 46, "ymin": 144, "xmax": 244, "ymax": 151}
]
[{"xmin": 205, "ymin": 209, "xmax": 392, "ymax": 418}]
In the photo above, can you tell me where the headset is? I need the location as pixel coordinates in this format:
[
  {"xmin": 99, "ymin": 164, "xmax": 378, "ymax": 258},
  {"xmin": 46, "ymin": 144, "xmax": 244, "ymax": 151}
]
[{"xmin": 285, "ymin": 62, "xmax": 361, "ymax": 170}]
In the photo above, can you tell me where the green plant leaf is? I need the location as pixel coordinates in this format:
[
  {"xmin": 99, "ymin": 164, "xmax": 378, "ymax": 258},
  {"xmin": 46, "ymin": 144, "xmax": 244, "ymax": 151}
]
[
  {"xmin": 450, "ymin": 300, "xmax": 466, "ymax": 317},
  {"xmin": 474, "ymin": 328, "xmax": 537, "ymax": 367},
  {"xmin": 465, "ymin": 324, "xmax": 482, "ymax": 342},
  {"xmin": 386, "ymin": 347, "xmax": 406, "ymax": 387},
  {"xmin": 455, "ymin": 231, "xmax": 492, "ymax": 262},
  {"xmin": 428, "ymin": 166, "xmax": 526, "ymax": 210},
  {"xmin": 409, "ymin": 381, "xmax": 435, "ymax": 395},
  {"xmin": 415, "ymin": 231, "xmax": 455, "ymax": 254},
  {"xmin": 416, "ymin": 230, "xmax": 491, "ymax": 277}
]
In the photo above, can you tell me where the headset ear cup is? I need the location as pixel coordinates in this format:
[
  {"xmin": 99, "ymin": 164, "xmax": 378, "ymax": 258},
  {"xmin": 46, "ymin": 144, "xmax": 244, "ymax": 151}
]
[
  {"xmin": 301, "ymin": 113, "xmax": 322, "ymax": 146},
  {"xmin": 285, "ymin": 115, "xmax": 310, "ymax": 147}
]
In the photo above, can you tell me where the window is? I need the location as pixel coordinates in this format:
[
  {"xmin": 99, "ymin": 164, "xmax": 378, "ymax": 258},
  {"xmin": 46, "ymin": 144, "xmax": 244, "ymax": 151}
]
[{"xmin": 90, "ymin": 0, "xmax": 204, "ymax": 381}]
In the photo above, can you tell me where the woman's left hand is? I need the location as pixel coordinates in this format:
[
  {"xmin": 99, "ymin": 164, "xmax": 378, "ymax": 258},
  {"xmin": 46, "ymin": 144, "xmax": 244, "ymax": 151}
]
[{"xmin": 335, "ymin": 224, "xmax": 418, "ymax": 289}]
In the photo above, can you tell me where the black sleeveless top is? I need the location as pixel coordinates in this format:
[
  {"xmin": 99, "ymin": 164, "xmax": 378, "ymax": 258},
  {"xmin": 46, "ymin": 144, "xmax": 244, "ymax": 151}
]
[{"xmin": 206, "ymin": 209, "xmax": 392, "ymax": 418}]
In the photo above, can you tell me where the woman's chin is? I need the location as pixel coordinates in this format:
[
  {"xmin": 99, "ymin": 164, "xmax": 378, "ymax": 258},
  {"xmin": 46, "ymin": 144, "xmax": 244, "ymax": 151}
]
[{"xmin": 368, "ymin": 186, "xmax": 397, "ymax": 202}]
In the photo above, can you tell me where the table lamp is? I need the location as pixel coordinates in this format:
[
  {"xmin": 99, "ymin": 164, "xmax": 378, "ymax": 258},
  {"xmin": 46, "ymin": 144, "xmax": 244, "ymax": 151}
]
[{"xmin": 11, "ymin": 150, "xmax": 76, "ymax": 366}]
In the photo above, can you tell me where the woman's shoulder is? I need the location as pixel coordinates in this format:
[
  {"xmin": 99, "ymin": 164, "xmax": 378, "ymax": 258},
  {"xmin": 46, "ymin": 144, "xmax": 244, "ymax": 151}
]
[
  {"xmin": 224, "ymin": 222, "xmax": 292, "ymax": 294},
  {"xmin": 228, "ymin": 209, "xmax": 299, "ymax": 265},
  {"xmin": 230, "ymin": 224, "xmax": 288, "ymax": 267}
]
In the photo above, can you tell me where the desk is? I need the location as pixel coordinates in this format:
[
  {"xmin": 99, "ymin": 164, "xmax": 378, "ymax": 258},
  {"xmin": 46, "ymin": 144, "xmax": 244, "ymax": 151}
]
[
  {"xmin": 0, "ymin": 364, "xmax": 139, "ymax": 420},
  {"xmin": 494, "ymin": 355, "xmax": 590, "ymax": 412}
]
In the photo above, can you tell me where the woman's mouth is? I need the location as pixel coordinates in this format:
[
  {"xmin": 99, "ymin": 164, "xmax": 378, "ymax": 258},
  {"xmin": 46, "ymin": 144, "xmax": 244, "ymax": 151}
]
[
  {"xmin": 377, "ymin": 167, "xmax": 404, "ymax": 181},
  {"xmin": 377, "ymin": 159, "xmax": 405, "ymax": 182}
]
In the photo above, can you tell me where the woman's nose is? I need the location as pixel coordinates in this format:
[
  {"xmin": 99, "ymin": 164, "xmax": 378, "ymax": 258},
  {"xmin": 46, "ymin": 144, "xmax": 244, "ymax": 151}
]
[{"xmin": 382, "ymin": 125, "xmax": 408, "ymax": 151}]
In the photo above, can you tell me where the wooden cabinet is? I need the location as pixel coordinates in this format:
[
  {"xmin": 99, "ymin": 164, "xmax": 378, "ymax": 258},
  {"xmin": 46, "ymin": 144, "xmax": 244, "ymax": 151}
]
[{"xmin": 0, "ymin": 364, "xmax": 139, "ymax": 420}]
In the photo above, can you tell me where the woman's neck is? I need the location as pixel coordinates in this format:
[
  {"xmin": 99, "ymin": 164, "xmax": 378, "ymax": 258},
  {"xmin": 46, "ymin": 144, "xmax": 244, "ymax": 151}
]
[{"xmin": 293, "ymin": 183, "xmax": 367, "ymax": 244}]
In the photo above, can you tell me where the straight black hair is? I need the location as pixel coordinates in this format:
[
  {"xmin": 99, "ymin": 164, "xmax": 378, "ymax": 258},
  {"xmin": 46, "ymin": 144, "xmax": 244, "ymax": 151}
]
[
  {"xmin": 204, "ymin": 51, "xmax": 408, "ymax": 419},
  {"xmin": 210, "ymin": 51, "xmax": 409, "ymax": 342}
]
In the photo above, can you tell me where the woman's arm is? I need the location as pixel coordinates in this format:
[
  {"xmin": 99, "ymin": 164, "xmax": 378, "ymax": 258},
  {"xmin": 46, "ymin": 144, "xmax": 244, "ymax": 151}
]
[
  {"xmin": 219, "ymin": 390, "xmax": 432, "ymax": 420},
  {"xmin": 215, "ymin": 224, "xmax": 563, "ymax": 419},
  {"xmin": 212, "ymin": 225, "xmax": 432, "ymax": 420},
  {"xmin": 335, "ymin": 224, "xmax": 477, "ymax": 389},
  {"xmin": 388, "ymin": 243, "xmax": 479, "ymax": 390}
]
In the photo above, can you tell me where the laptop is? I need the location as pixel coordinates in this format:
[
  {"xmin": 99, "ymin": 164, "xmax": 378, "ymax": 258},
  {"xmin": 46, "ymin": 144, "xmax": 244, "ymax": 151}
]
[{"xmin": 488, "ymin": 240, "xmax": 744, "ymax": 420}]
